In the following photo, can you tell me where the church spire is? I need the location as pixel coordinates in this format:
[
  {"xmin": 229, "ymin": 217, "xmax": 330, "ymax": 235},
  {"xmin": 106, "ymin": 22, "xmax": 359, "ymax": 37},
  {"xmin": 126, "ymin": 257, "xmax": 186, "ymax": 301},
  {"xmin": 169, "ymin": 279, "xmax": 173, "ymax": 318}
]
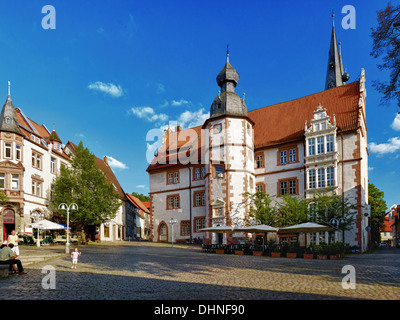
[{"xmin": 325, "ymin": 14, "xmax": 349, "ymax": 90}]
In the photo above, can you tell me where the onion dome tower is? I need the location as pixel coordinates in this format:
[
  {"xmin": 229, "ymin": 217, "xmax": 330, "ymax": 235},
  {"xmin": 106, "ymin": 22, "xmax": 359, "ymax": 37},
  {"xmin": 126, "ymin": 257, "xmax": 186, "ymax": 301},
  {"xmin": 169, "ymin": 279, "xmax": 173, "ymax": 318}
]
[{"xmin": 210, "ymin": 47, "xmax": 247, "ymax": 118}]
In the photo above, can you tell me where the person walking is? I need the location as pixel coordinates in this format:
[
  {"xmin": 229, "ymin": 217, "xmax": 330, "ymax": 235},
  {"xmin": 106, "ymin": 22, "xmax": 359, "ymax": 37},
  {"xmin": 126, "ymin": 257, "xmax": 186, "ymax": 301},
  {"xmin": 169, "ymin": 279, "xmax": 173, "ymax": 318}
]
[
  {"xmin": 70, "ymin": 247, "xmax": 81, "ymax": 269},
  {"xmin": 0, "ymin": 243, "xmax": 26, "ymax": 275}
]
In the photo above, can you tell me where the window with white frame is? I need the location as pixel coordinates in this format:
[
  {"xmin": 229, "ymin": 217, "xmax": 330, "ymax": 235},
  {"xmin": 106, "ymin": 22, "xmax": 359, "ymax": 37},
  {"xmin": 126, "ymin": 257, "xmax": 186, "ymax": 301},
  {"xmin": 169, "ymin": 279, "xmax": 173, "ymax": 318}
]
[
  {"xmin": 256, "ymin": 154, "xmax": 264, "ymax": 168},
  {"xmin": 32, "ymin": 152, "xmax": 42, "ymax": 170},
  {"xmin": 288, "ymin": 149, "xmax": 296, "ymax": 163},
  {"xmin": 194, "ymin": 168, "xmax": 201, "ymax": 180},
  {"xmin": 327, "ymin": 167, "xmax": 335, "ymax": 187},
  {"xmin": 308, "ymin": 167, "xmax": 336, "ymax": 190},
  {"xmin": 201, "ymin": 167, "xmax": 205, "ymax": 179},
  {"xmin": 167, "ymin": 195, "xmax": 180, "ymax": 209},
  {"xmin": 0, "ymin": 173, "xmax": 5, "ymax": 189},
  {"xmin": 317, "ymin": 136, "xmax": 324, "ymax": 154},
  {"xmin": 11, "ymin": 174, "xmax": 19, "ymax": 190},
  {"xmin": 308, "ymin": 170, "xmax": 316, "ymax": 189},
  {"xmin": 32, "ymin": 180, "xmax": 42, "ymax": 197},
  {"xmin": 195, "ymin": 218, "xmax": 205, "ymax": 232},
  {"xmin": 195, "ymin": 192, "xmax": 205, "ymax": 206},
  {"xmin": 15, "ymin": 145, "xmax": 21, "ymax": 161},
  {"xmin": 51, "ymin": 157, "xmax": 56, "ymax": 174},
  {"xmin": 326, "ymin": 134, "xmax": 334, "ymax": 153},
  {"xmin": 5, "ymin": 143, "xmax": 12, "ymax": 159},
  {"xmin": 280, "ymin": 150, "xmax": 287, "ymax": 164},
  {"xmin": 308, "ymin": 138, "xmax": 315, "ymax": 156},
  {"xmin": 318, "ymin": 168, "xmax": 325, "ymax": 188}
]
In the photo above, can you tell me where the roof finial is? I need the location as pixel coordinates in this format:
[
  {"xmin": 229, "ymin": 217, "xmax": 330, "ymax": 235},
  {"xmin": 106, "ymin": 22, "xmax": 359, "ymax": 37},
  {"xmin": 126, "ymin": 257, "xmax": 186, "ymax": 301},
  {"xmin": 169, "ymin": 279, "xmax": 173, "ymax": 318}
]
[
  {"xmin": 8, "ymin": 81, "xmax": 10, "ymax": 97},
  {"xmin": 226, "ymin": 44, "xmax": 229, "ymax": 63},
  {"xmin": 53, "ymin": 122, "xmax": 55, "ymax": 131}
]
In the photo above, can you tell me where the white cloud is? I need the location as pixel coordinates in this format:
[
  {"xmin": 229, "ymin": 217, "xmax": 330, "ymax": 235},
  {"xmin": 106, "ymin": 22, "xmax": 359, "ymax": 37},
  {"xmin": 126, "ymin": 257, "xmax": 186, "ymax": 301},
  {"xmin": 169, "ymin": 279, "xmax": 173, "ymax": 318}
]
[
  {"xmin": 106, "ymin": 156, "xmax": 128, "ymax": 170},
  {"xmin": 88, "ymin": 81, "xmax": 123, "ymax": 98},
  {"xmin": 368, "ymin": 167, "xmax": 374, "ymax": 171},
  {"xmin": 129, "ymin": 106, "xmax": 169, "ymax": 124},
  {"xmin": 171, "ymin": 99, "xmax": 190, "ymax": 106},
  {"xmin": 369, "ymin": 137, "xmax": 400, "ymax": 155},
  {"xmin": 391, "ymin": 113, "xmax": 400, "ymax": 131},
  {"xmin": 136, "ymin": 185, "xmax": 146, "ymax": 189},
  {"xmin": 176, "ymin": 108, "xmax": 209, "ymax": 128}
]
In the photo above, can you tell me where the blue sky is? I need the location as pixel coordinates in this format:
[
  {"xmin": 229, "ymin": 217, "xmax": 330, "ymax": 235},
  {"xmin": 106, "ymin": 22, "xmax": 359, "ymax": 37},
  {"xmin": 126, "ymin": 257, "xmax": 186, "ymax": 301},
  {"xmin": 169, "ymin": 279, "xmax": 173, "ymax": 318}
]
[{"xmin": 0, "ymin": 1, "xmax": 398, "ymax": 210}]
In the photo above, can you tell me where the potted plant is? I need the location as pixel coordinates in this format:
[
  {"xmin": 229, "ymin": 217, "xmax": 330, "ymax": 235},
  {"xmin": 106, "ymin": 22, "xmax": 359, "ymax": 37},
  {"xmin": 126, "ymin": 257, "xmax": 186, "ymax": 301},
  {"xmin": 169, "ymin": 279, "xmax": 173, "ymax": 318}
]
[
  {"xmin": 286, "ymin": 245, "xmax": 297, "ymax": 258},
  {"xmin": 216, "ymin": 244, "xmax": 225, "ymax": 254},
  {"xmin": 253, "ymin": 244, "xmax": 263, "ymax": 256},
  {"xmin": 271, "ymin": 246, "xmax": 281, "ymax": 258},
  {"xmin": 316, "ymin": 244, "xmax": 328, "ymax": 260},
  {"xmin": 235, "ymin": 244, "xmax": 244, "ymax": 255},
  {"xmin": 303, "ymin": 246, "xmax": 314, "ymax": 259}
]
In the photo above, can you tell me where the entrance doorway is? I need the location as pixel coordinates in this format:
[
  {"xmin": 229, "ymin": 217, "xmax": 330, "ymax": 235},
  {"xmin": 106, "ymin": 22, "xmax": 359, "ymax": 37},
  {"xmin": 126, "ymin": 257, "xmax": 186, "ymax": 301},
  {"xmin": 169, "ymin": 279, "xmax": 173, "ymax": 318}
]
[{"xmin": 3, "ymin": 208, "xmax": 15, "ymax": 242}]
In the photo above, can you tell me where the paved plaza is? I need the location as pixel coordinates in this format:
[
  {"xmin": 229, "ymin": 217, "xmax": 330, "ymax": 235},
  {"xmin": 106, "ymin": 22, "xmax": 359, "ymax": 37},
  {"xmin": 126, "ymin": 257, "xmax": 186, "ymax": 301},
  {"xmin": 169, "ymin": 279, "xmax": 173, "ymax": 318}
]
[{"xmin": 0, "ymin": 242, "xmax": 399, "ymax": 300}]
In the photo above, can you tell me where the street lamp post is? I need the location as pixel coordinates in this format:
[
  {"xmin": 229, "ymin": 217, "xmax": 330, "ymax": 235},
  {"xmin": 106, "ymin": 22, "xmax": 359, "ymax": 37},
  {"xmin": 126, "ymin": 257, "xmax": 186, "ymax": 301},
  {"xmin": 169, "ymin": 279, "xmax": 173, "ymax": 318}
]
[
  {"xmin": 31, "ymin": 211, "xmax": 44, "ymax": 247},
  {"xmin": 58, "ymin": 203, "xmax": 78, "ymax": 254},
  {"xmin": 168, "ymin": 218, "xmax": 177, "ymax": 248},
  {"xmin": 330, "ymin": 218, "xmax": 345, "ymax": 242}
]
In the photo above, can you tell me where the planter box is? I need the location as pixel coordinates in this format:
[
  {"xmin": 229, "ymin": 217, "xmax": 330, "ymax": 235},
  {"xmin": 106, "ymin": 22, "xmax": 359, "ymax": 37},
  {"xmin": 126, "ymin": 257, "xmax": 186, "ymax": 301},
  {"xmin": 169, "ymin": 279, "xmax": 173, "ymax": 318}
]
[
  {"xmin": 216, "ymin": 249, "xmax": 225, "ymax": 254},
  {"xmin": 303, "ymin": 253, "xmax": 314, "ymax": 259},
  {"xmin": 317, "ymin": 255, "xmax": 328, "ymax": 260},
  {"xmin": 329, "ymin": 254, "xmax": 341, "ymax": 260},
  {"xmin": 271, "ymin": 252, "xmax": 281, "ymax": 258},
  {"xmin": 235, "ymin": 250, "xmax": 244, "ymax": 255},
  {"xmin": 253, "ymin": 251, "xmax": 262, "ymax": 256},
  {"xmin": 286, "ymin": 253, "xmax": 297, "ymax": 258}
]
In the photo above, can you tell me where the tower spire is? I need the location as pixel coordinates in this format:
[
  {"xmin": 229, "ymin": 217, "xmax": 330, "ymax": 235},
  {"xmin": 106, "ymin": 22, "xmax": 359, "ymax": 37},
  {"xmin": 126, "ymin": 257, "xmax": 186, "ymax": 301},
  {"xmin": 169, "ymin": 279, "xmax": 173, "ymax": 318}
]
[
  {"xmin": 8, "ymin": 81, "xmax": 10, "ymax": 97},
  {"xmin": 325, "ymin": 14, "xmax": 349, "ymax": 90}
]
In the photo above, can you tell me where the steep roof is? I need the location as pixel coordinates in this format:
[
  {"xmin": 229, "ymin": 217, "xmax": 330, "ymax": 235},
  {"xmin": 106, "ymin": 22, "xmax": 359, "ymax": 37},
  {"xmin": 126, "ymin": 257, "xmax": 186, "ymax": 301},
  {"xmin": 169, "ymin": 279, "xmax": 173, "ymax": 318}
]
[
  {"xmin": 126, "ymin": 193, "xmax": 150, "ymax": 215},
  {"xmin": 147, "ymin": 80, "xmax": 362, "ymax": 171},
  {"xmin": 67, "ymin": 141, "xmax": 126, "ymax": 200},
  {"xmin": 95, "ymin": 157, "xmax": 126, "ymax": 200},
  {"xmin": 249, "ymin": 80, "xmax": 361, "ymax": 149}
]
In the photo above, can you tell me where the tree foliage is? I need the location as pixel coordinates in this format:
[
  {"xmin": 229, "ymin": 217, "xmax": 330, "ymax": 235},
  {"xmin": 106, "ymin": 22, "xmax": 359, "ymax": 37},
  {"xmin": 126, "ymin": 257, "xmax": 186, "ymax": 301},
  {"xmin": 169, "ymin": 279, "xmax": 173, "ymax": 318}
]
[
  {"xmin": 277, "ymin": 195, "xmax": 310, "ymax": 227},
  {"xmin": 371, "ymin": 2, "xmax": 400, "ymax": 107},
  {"xmin": 131, "ymin": 192, "xmax": 150, "ymax": 202},
  {"xmin": 49, "ymin": 142, "xmax": 121, "ymax": 237},
  {"xmin": 368, "ymin": 183, "xmax": 387, "ymax": 244},
  {"xmin": 243, "ymin": 191, "xmax": 278, "ymax": 226},
  {"xmin": 308, "ymin": 189, "xmax": 358, "ymax": 232}
]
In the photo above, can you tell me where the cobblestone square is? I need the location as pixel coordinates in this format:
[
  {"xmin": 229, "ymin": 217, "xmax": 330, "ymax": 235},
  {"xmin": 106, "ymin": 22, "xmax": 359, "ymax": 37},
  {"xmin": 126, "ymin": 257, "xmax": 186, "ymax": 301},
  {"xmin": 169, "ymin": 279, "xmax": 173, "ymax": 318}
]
[{"xmin": 0, "ymin": 242, "xmax": 399, "ymax": 300}]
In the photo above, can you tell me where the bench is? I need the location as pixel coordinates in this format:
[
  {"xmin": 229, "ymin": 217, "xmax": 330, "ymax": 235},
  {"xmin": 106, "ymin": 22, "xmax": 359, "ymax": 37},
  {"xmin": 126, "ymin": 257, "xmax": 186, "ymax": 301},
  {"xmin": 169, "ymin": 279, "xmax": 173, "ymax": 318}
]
[{"xmin": 0, "ymin": 265, "xmax": 9, "ymax": 278}]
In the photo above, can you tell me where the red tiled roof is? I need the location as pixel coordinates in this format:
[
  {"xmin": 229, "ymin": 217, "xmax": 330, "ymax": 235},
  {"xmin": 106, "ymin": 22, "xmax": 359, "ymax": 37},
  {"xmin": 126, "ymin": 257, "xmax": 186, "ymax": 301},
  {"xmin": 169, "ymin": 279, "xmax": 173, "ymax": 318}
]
[
  {"xmin": 249, "ymin": 81, "xmax": 361, "ymax": 149},
  {"xmin": 126, "ymin": 193, "xmax": 150, "ymax": 214},
  {"xmin": 147, "ymin": 81, "xmax": 362, "ymax": 171}
]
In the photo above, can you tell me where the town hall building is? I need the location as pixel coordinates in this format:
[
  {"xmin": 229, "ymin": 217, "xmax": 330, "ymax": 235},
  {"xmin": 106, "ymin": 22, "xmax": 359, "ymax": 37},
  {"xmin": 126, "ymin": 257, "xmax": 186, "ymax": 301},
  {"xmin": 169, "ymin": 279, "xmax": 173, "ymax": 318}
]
[{"xmin": 147, "ymin": 16, "xmax": 370, "ymax": 252}]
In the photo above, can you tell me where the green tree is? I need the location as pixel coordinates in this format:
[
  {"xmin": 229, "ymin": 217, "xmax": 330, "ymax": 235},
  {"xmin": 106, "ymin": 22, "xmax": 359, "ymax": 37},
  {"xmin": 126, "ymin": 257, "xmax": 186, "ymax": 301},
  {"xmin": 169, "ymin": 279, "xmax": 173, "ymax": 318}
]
[
  {"xmin": 308, "ymin": 189, "xmax": 358, "ymax": 240},
  {"xmin": 370, "ymin": 2, "xmax": 400, "ymax": 108},
  {"xmin": 243, "ymin": 191, "xmax": 278, "ymax": 226},
  {"xmin": 131, "ymin": 192, "xmax": 150, "ymax": 202},
  {"xmin": 277, "ymin": 195, "xmax": 310, "ymax": 227},
  {"xmin": 368, "ymin": 183, "xmax": 387, "ymax": 246},
  {"xmin": 49, "ymin": 141, "xmax": 121, "ymax": 243}
]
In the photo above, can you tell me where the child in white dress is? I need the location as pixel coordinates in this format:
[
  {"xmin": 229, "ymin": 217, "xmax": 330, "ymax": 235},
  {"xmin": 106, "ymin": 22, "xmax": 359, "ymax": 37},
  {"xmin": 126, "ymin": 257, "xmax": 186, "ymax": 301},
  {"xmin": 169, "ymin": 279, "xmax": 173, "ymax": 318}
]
[{"xmin": 71, "ymin": 247, "xmax": 82, "ymax": 269}]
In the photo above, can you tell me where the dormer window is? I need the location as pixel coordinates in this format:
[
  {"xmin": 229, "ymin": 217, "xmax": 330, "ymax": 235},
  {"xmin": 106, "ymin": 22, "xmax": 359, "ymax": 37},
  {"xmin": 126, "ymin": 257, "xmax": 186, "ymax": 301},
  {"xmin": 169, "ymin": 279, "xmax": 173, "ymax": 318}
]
[{"xmin": 5, "ymin": 117, "xmax": 10, "ymax": 124}]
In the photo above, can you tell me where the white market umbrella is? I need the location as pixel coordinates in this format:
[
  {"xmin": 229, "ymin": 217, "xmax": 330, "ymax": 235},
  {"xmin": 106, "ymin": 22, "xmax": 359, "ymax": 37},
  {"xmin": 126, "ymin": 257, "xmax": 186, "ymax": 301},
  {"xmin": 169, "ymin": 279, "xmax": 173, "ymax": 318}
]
[
  {"xmin": 278, "ymin": 222, "xmax": 334, "ymax": 234},
  {"xmin": 31, "ymin": 219, "xmax": 65, "ymax": 230},
  {"xmin": 235, "ymin": 224, "xmax": 278, "ymax": 233},
  {"xmin": 199, "ymin": 225, "xmax": 236, "ymax": 233}
]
